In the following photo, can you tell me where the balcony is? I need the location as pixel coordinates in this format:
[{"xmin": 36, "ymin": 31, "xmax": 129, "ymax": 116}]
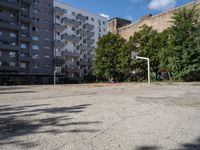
[
  {"xmin": 20, "ymin": 56, "xmax": 31, "ymax": 62},
  {"xmin": 0, "ymin": 66, "xmax": 19, "ymax": 71},
  {"xmin": 20, "ymin": 34, "xmax": 32, "ymax": 43},
  {"xmin": 0, "ymin": 41, "xmax": 19, "ymax": 51},
  {"xmin": 86, "ymin": 39, "xmax": 95, "ymax": 46},
  {"xmin": 55, "ymin": 23, "xmax": 65, "ymax": 32},
  {"xmin": 0, "ymin": 20, "xmax": 19, "ymax": 31},
  {"xmin": 79, "ymin": 60, "xmax": 92, "ymax": 66},
  {"xmin": 63, "ymin": 51, "xmax": 80, "ymax": 58},
  {"xmin": 66, "ymin": 65, "xmax": 80, "ymax": 73},
  {"xmin": 61, "ymin": 17, "xmax": 81, "ymax": 27},
  {"xmin": 21, "ymin": 0, "xmax": 32, "ymax": 4},
  {"xmin": 79, "ymin": 45, "xmax": 95, "ymax": 52},
  {"xmin": 0, "ymin": 0, "xmax": 19, "ymax": 11},
  {"xmin": 76, "ymin": 14, "xmax": 88, "ymax": 22},
  {"xmin": 77, "ymin": 30, "xmax": 95, "ymax": 38},
  {"xmin": 54, "ymin": 40, "xmax": 65, "ymax": 49},
  {"xmin": 55, "ymin": 56, "xmax": 65, "ymax": 65},
  {"xmin": 54, "ymin": 7, "xmax": 65, "ymax": 16},
  {"xmin": 61, "ymin": 34, "xmax": 81, "ymax": 43},
  {"xmin": 84, "ymin": 23, "xmax": 94, "ymax": 31},
  {"xmin": 20, "ymin": 15, "xmax": 32, "ymax": 23}
]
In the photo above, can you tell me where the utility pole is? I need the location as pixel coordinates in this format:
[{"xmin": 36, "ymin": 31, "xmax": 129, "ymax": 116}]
[{"xmin": 131, "ymin": 52, "xmax": 150, "ymax": 84}]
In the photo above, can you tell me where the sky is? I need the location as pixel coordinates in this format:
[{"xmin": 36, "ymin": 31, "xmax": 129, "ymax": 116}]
[{"xmin": 59, "ymin": 0, "xmax": 194, "ymax": 21}]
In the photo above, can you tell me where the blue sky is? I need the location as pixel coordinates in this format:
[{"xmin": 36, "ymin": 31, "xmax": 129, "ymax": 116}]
[{"xmin": 59, "ymin": 0, "xmax": 194, "ymax": 21}]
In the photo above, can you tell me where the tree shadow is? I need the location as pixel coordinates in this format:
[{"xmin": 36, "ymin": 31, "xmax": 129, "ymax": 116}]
[
  {"xmin": 135, "ymin": 136, "xmax": 200, "ymax": 150},
  {"xmin": 0, "ymin": 103, "xmax": 101, "ymax": 149}
]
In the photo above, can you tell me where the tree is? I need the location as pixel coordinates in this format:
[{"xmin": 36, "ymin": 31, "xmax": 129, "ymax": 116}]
[
  {"xmin": 127, "ymin": 25, "xmax": 162, "ymax": 80},
  {"xmin": 94, "ymin": 32, "xmax": 126, "ymax": 82},
  {"xmin": 162, "ymin": 6, "xmax": 200, "ymax": 81}
]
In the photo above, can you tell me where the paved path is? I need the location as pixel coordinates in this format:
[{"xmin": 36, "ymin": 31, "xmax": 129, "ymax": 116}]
[{"xmin": 0, "ymin": 83, "xmax": 200, "ymax": 150}]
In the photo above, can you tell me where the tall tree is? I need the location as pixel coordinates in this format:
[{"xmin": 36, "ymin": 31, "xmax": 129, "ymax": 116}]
[
  {"xmin": 162, "ymin": 6, "xmax": 200, "ymax": 81},
  {"xmin": 127, "ymin": 25, "xmax": 162, "ymax": 80},
  {"xmin": 94, "ymin": 32, "xmax": 126, "ymax": 82}
]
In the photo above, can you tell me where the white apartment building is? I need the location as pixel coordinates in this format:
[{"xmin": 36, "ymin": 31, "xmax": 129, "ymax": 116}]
[{"xmin": 54, "ymin": 0, "xmax": 108, "ymax": 79}]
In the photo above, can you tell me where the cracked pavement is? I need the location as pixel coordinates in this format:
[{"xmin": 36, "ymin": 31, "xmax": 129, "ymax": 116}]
[{"xmin": 0, "ymin": 83, "xmax": 200, "ymax": 150}]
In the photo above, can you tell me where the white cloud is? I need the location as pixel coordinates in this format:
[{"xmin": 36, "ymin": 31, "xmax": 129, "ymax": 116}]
[
  {"xmin": 100, "ymin": 13, "xmax": 110, "ymax": 20},
  {"xmin": 149, "ymin": 0, "xmax": 177, "ymax": 11}
]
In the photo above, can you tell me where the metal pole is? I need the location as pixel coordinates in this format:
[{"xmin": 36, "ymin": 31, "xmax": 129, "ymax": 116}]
[
  {"xmin": 54, "ymin": 70, "xmax": 57, "ymax": 85},
  {"xmin": 147, "ymin": 58, "xmax": 150, "ymax": 85},
  {"xmin": 136, "ymin": 56, "xmax": 150, "ymax": 85}
]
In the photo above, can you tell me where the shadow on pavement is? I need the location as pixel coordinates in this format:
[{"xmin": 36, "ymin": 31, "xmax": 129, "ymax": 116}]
[
  {"xmin": 135, "ymin": 137, "xmax": 200, "ymax": 150},
  {"xmin": 0, "ymin": 103, "xmax": 100, "ymax": 149}
]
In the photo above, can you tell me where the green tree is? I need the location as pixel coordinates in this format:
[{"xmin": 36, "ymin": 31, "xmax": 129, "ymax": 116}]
[
  {"xmin": 162, "ymin": 6, "xmax": 200, "ymax": 81},
  {"xmin": 127, "ymin": 25, "xmax": 162, "ymax": 80},
  {"xmin": 94, "ymin": 32, "xmax": 126, "ymax": 82}
]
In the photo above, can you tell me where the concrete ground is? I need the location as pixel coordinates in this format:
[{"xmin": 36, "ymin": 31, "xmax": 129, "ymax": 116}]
[{"xmin": 0, "ymin": 83, "xmax": 200, "ymax": 150}]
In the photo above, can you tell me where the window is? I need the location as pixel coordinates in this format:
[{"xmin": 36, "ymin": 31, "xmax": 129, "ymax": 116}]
[
  {"xmin": 10, "ymin": 62, "xmax": 15, "ymax": 67},
  {"xmin": 44, "ymin": 46, "xmax": 50, "ymax": 50},
  {"xmin": 91, "ymin": 18, "xmax": 94, "ymax": 22},
  {"xmin": 9, "ymin": 52, "xmax": 16, "ymax": 58},
  {"xmin": 102, "ymin": 21, "xmax": 106, "ymax": 25},
  {"xmin": 21, "ymin": 43, "xmax": 27, "ymax": 49},
  {"xmin": 33, "ymin": 18, "xmax": 39, "ymax": 22},
  {"xmin": 56, "ymin": 32, "xmax": 60, "ymax": 36},
  {"xmin": 21, "ymin": 24, "xmax": 27, "ymax": 30},
  {"xmin": 0, "ymin": 61, "xmax": 1, "ymax": 66},
  {"xmin": 10, "ymin": 12, "xmax": 15, "ymax": 17},
  {"xmin": 20, "ymin": 62, "xmax": 26, "ymax": 68},
  {"xmin": 32, "ymin": 63, "xmax": 39, "ymax": 68},
  {"xmin": 10, "ymin": 33, "xmax": 16, "ymax": 38},
  {"xmin": 32, "ymin": 45, "xmax": 39, "ymax": 50},
  {"xmin": 0, "ymin": 51, "xmax": 2, "ymax": 56},
  {"xmin": 32, "ymin": 26, "xmax": 39, "ymax": 32},
  {"xmin": 33, "ymin": 9, "xmax": 39, "ymax": 14},
  {"xmin": 56, "ymin": 16, "xmax": 60, "ymax": 20},
  {"xmin": 72, "ymin": 43, "xmax": 75, "ymax": 47},
  {"xmin": 72, "ymin": 12, "xmax": 75, "ymax": 16},
  {"xmin": 0, "ymin": 32, "xmax": 2, "ymax": 36},
  {"xmin": 32, "ymin": 35, "xmax": 39, "ymax": 41},
  {"xmin": 45, "ymin": 38, "xmax": 50, "ymax": 41},
  {"xmin": 44, "ymin": 55, "xmax": 50, "ymax": 58},
  {"xmin": 32, "ymin": 54, "xmax": 39, "ymax": 59},
  {"xmin": 72, "ymin": 27, "xmax": 75, "ymax": 31},
  {"xmin": 33, "ymin": 0, "xmax": 39, "ymax": 4}
]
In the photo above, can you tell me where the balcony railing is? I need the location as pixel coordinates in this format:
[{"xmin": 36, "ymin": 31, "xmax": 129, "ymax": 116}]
[
  {"xmin": 0, "ymin": 0, "xmax": 20, "ymax": 11},
  {"xmin": 21, "ymin": 0, "xmax": 32, "ymax": 4},
  {"xmin": 61, "ymin": 34, "xmax": 81, "ymax": 43},
  {"xmin": 86, "ymin": 39, "xmax": 95, "ymax": 46},
  {"xmin": 76, "ymin": 14, "xmax": 88, "ymax": 22},
  {"xmin": 55, "ymin": 56, "xmax": 65, "ymax": 65},
  {"xmin": 0, "ymin": 20, "xmax": 19, "ymax": 31},
  {"xmin": 63, "ymin": 51, "xmax": 80, "ymax": 58},
  {"xmin": 0, "ymin": 40, "xmax": 19, "ymax": 51},
  {"xmin": 20, "ymin": 56, "xmax": 31, "ymax": 61},
  {"xmin": 0, "ymin": 65, "xmax": 19, "ymax": 71},
  {"xmin": 79, "ymin": 60, "xmax": 92, "ymax": 66},
  {"xmin": 20, "ymin": 34, "xmax": 32, "ymax": 43},
  {"xmin": 61, "ymin": 17, "xmax": 81, "ymax": 27},
  {"xmin": 83, "ymin": 23, "xmax": 95, "ymax": 31},
  {"xmin": 54, "ymin": 40, "xmax": 65, "ymax": 49},
  {"xmin": 77, "ymin": 30, "xmax": 94, "ymax": 38},
  {"xmin": 19, "ymin": 15, "xmax": 32, "ymax": 23},
  {"xmin": 78, "ymin": 45, "xmax": 95, "ymax": 52},
  {"xmin": 54, "ymin": 7, "xmax": 65, "ymax": 16},
  {"xmin": 54, "ymin": 23, "xmax": 65, "ymax": 32}
]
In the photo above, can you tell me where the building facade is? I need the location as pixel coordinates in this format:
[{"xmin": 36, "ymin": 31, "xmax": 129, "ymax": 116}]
[
  {"xmin": 54, "ymin": 1, "xmax": 108, "ymax": 80},
  {"xmin": 0, "ymin": 0, "xmax": 54, "ymax": 84},
  {"xmin": 108, "ymin": 0, "xmax": 200, "ymax": 40}
]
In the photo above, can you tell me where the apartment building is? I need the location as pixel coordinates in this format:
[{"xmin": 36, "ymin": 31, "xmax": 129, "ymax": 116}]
[
  {"xmin": 54, "ymin": 1, "xmax": 108, "ymax": 80},
  {"xmin": 0, "ymin": 0, "xmax": 54, "ymax": 84}
]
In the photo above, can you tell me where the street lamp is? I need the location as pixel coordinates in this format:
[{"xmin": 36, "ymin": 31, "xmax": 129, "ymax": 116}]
[{"xmin": 131, "ymin": 51, "xmax": 150, "ymax": 84}]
